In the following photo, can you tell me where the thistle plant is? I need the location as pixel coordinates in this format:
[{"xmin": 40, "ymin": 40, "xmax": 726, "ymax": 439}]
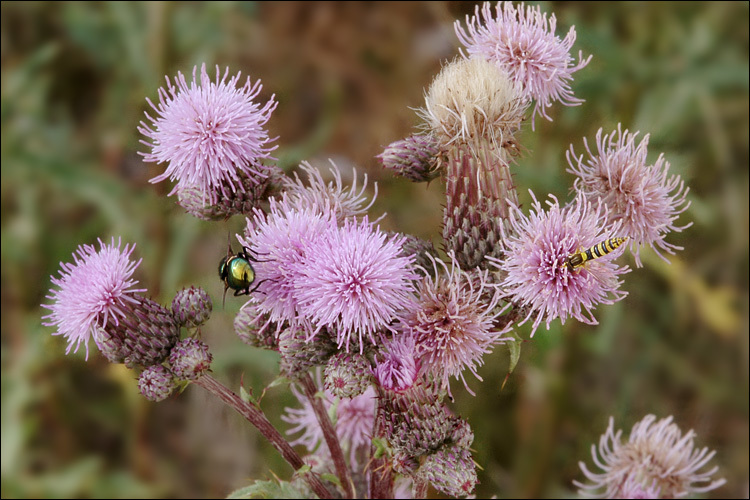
[{"xmin": 42, "ymin": 2, "xmax": 727, "ymax": 499}]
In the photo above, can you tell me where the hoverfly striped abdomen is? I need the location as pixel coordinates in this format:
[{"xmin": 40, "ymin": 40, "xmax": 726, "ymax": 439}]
[{"xmin": 566, "ymin": 237, "xmax": 627, "ymax": 272}]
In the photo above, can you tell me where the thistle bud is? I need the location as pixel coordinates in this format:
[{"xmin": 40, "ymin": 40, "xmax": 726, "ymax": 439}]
[
  {"xmin": 382, "ymin": 384, "xmax": 459, "ymax": 457},
  {"xmin": 172, "ymin": 286, "xmax": 212, "ymax": 327},
  {"xmin": 278, "ymin": 326, "xmax": 337, "ymax": 379},
  {"xmin": 138, "ymin": 364, "xmax": 176, "ymax": 402},
  {"xmin": 416, "ymin": 445, "xmax": 477, "ymax": 497},
  {"xmin": 378, "ymin": 134, "xmax": 441, "ymax": 182},
  {"xmin": 105, "ymin": 295, "xmax": 181, "ymax": 368},
  {"xmin": 324, "ymin": 351, "xmax": 372, "ymax": 399},
  {"xmin": 399, "ymin": 233, "xmax": 440, "ymax": 274},
  {"xmin": 177, "ymin": 167, "xmax": 285, "ymax": 221},
  {"xmin": 234, "ymin": 303, "xmax": 278, "ymax": 349},
  {"xmin": 168, "ymin": 338, "xmax": 212, "ymax": 380}
]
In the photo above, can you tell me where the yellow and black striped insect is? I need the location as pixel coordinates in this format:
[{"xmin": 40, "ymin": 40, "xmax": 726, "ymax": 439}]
[{"xmin": 566, "ymin": 237, "xmax": 627, "ymax": 272}]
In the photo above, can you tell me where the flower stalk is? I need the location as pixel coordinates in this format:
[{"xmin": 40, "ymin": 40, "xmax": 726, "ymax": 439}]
[
  {"xmin": 193, "ymin": 374, "xmax": 334, "ymax": 499},
  {"xmin": 368, "ymin": 389, "xmax": 394, "ymax": 499},
  {"xmin": 299, "ymin": 372, "xmax": 356, "ymax": 499}
]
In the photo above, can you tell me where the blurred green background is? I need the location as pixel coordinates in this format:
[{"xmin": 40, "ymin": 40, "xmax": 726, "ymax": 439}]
[{"xmin": 1, "ymin": 2, "xmax": 747, "ymax": 498}]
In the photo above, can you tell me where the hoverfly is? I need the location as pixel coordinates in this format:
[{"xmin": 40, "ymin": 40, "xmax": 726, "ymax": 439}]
[{"xmin": 566, "ymin": 237, "xmax": 627, "ymax": 272}]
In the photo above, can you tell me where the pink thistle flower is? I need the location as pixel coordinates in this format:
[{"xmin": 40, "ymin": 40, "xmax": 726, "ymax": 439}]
[
  {"xmin": 373, "ymin": 333, "xmax": 420, "ymax": 393},
  {"xmin": 294, "ymin": 219, "xmax": 417, "ymax": 351},
  {"xmin": 402, "ymin": 254, "xmax": 510, "ymax": 396},
  {"xmin": 455, "ymin": 1, "xmax": 591, "ymax": 127},
  {"xmin": 283, "ymin": 161, "xmax": 377, "ymax": 225},
  {"xmin": 282, "ymin": 382, "xmax": 329, "ymax": 452},
  {"xmin": 566, "ymin": 125, "xmax": 692, "ymax": 267},
  {"xmin": 282, "ymin": 378, "xmax": 376, "ymax": 467},
  {"xmin": 238, "ymin": 198, "xmax": 337, "ymax": 326},
  {"xmin": 575, "ymin": 415, "xmax": 726, "ymax": 498},
  {"xmin": 42, "ymin": 237, "xmax": 145, "ymax": 360},
  {"xmin": 336, "ymin": 386, "xmax": 377, "ymax": 466},
  {"xmin": 488, "ymin": 192, "xmax": 629, "ymax": 335},
  {"xmin": 618, "ymin": 474, "xmax": 661, "ymax": 499},
  {"xmin": 139, "ymin": 63, "xmax": 278, "ymax": 205}
]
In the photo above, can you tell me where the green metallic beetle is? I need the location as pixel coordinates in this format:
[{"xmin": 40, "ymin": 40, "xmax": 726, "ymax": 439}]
[{"xmin": 218, "ymin": 244, "xmax": 261, "ymax": 305}]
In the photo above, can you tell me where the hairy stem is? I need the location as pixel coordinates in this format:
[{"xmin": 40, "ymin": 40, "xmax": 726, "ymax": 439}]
[
  {"xmin": 194, "ymin": 374, "xmax": 333, "ymax": 499},
  {"xmin": 299, "ymin": 373, "xmax": 356, "ymax": 498},
  {"xmin": 414, "ymin": 478, "xmax": 429, "ymax": 498},
  {"xmin": 368, "ymin": 387, "xmax": 394, "ymax": 499}
]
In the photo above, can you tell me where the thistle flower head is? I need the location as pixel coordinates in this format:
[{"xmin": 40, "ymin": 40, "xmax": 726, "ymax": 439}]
[
  {"xmin": 489, "ymin": 192, "xmax": 629, "ymax": 335},
  {"xmin": 575, "ymin": 415, "xmax": 726, "ymax": 498},
  {"xmin": 293, "ymin": 219, "xmax": 417, "ymax": 351},
  {"xmin": 239, "ymin": 198, "xmax": 337, "ymax": 325},
  {"xmin": 567, "ymin": 125, "xmax": 692, "ymax": 267},
  {"xmin": 282, "ymin": 382, "xmax": 329, "ymax": 453},
  {"xmin": 282, "ymin": 376, "xmax": 376, "ymax": 467},
  {"xmin": 373, "ymin": 333, "xmax": 420, "ymax": 393},
  {"xmin": 335, "ymin": 386, "xmax": 377, "ymax": 467},
  {"xmin": 455, "ymin": 1, "xmax": 592, "ymax": 127},
  {"xmin": 42, "ymin": 237, "xmax": 145, "ymax": 360},
  {"xmin": 282, "ymin": 161, "xmax": 377, "ymax": 224},
  {"xmin": 403, "ymin": 254, "xmax": 510, "ymax": 395},
  {"xmin": 139, "ymin": 63, "xmax": 278, "ymax": 205},
  {"xmin": 95, "ymin": 295, "xmax": 181, "ymax": 367},
  {"xmin": 420, "ymin": 57, "xmax": 527, "ymax": 150}
]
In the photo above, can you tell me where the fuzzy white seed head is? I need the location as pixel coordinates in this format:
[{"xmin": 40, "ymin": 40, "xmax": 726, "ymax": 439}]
[{"xmin": 420, "ymin": 57, "xmax": 528, "ymax": 150}]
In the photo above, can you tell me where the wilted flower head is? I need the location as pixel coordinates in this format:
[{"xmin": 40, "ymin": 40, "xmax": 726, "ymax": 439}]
[
  {"xmin": 575, "ymin": 415, "xmax": 726, "ymax": 498},
  {"xmin": 420, "ymin": 57, "xmax": 527, "ymax": 149},
  {"xmin": 403, "ymin": 254, "xmax": 509, "ymax": 395},
  {"xmin": 293, "ymin": 219, "xmax": 417, "ymax": 351},
  {"xmin": 455, "ymin": 1, "xmax": 591, "ymax": 127},
  {"xmin": 42, "ymin": 237, "xmax": 145, "ymax": 359},
  {"xmin": 239, "ymin": 198, "xmax": 337, "ymax": 325},
  {"xmin": 139, "ymin": 63, "xmax": 278, "ymax": 205},
  {"xmin": 567, "ymin": 125, "xmax": 692, "ymax": 267},
  {"xmin": 489, "ymin": 192, "xmax": 629, "ymax": 335},
  {"xmin": 283, "ymin": 161, "xmax": 377, "ymax": 224}
]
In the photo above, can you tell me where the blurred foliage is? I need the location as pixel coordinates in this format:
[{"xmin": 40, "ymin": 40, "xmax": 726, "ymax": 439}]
[{"xmin": 1, "ymin": 2, "xmax": 747, "ymax": 499}]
